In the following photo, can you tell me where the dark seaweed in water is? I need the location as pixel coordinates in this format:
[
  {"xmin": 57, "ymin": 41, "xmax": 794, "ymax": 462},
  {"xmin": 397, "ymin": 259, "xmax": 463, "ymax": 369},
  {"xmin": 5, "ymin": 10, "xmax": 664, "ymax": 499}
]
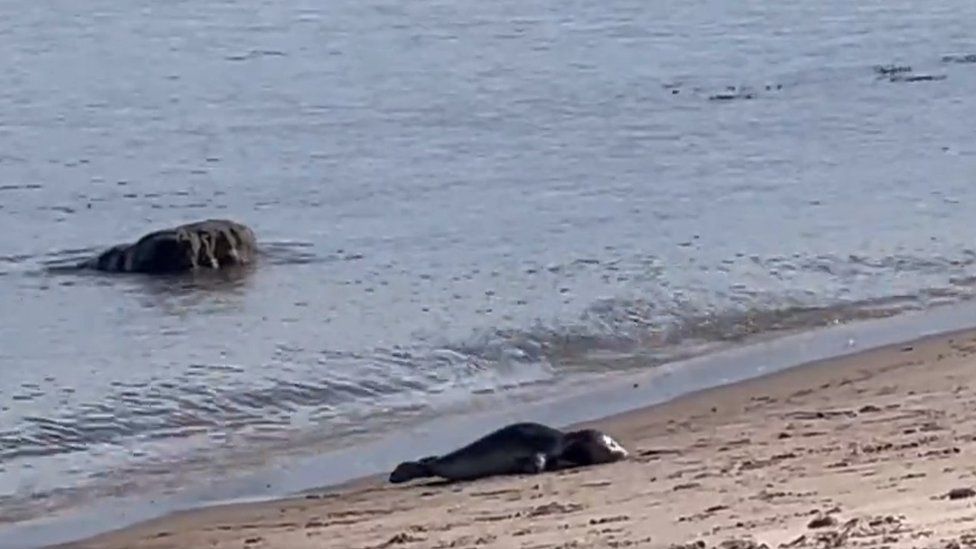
[
  {"xmin": 942, "ymin": 53, "xmax": 976, "ymax": 64},
  {"xmin": 873, "ymin": 64, "xmax": 913, "ymax": 75},
  {"xmin": 709, "ymin": 91, "xmax": 757, "ymax": 101},
  {"xmin": 887, "ymin": 74, "xmax": 947, "ymax": 83}
]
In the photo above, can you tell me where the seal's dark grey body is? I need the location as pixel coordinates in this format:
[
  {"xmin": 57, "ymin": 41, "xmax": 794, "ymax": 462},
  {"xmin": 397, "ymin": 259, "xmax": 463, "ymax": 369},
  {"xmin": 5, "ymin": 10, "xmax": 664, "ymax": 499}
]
[{"xmin": 388, "ymin": 422, "xmax": 629, "ymax": 484}]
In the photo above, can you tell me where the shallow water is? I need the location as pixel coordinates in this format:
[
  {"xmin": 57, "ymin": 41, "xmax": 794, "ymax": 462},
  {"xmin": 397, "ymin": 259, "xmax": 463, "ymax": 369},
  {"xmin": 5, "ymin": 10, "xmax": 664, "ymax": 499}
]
[{"xmin": 2, "ymin": 0, "xmax": 976, "ymax": 526}]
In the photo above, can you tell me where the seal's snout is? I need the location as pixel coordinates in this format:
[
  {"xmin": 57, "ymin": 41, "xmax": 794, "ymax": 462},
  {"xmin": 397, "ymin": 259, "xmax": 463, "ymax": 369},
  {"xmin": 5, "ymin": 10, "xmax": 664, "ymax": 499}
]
[
  {"xmin": 600, "ymin": 433, "xmax": 630, "ymax": 460},
  {"xmin": 388, "ymin": 460, "xmax": 433, "ymax": 484},
  {"xmin": 388, "ymin": 462, "xmax": 414, "ymax": 483}
]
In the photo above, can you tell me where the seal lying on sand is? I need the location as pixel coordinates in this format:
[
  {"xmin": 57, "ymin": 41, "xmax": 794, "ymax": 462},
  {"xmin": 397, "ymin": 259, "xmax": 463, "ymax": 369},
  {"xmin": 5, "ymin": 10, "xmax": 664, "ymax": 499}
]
[
  {"xmin": 388, "ymin": 422, "xmax": 629, "ymax": 484},
  {"xmin": 81, "ymin": 219, "xmax": 257, "ymax": 274}
]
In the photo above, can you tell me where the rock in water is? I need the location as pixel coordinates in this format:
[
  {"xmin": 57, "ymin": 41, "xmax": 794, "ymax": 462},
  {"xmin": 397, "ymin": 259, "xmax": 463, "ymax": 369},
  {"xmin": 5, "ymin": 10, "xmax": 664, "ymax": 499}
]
[{"xmin": 82, "ymin": 219, "xmax": 257, "ymax": 274}]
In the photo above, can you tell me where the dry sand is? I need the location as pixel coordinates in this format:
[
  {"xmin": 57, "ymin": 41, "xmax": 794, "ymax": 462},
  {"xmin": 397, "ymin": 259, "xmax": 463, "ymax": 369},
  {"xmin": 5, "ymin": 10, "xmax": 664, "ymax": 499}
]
[{"xmin": 56, "ymin": 328, "xmax": 976, "ymax": 549}]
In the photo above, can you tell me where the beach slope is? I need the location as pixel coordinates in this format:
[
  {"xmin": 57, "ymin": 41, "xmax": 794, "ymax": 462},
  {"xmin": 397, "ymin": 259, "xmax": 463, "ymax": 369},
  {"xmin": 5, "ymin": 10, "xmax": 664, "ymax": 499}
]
[{"xmin": 58, "ymin": 329, "xmax": 976, "ymax": 549}]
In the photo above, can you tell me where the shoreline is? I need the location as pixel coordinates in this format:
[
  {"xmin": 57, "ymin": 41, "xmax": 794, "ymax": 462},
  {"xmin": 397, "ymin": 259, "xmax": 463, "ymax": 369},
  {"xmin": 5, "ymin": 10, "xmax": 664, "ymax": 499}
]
[{"xmin": 7, "ymin": 300, "xmax": 976, "ymax": 549}]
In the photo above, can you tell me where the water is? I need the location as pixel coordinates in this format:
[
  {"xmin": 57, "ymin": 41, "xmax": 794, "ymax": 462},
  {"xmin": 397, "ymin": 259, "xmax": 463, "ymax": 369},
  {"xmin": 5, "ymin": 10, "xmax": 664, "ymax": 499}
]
[{"xmin": 1, "ymin": 0, "xmax": 976, "ymax": 529}]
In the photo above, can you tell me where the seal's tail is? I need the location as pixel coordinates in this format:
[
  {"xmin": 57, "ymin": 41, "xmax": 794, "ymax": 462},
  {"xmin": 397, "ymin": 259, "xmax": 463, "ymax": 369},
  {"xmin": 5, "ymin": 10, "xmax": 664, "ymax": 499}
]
[{"xmin": 388, "ymin": 456, "xmax": 437, "ymax": 484}]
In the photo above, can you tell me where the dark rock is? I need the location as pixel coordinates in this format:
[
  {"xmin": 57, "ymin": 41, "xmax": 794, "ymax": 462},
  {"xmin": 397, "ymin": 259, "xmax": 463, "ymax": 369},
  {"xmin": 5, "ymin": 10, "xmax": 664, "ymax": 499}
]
[
  {"xmin": 80, "ymin": 219, "xmax": 257, "ymax": 274},
  {"xmin": 946, "ymin": 487, "xmax": 976, "ymax": 500},
  {"xmin": 807, "ymin": 515, "xmax": 838, "ymax": 529}
]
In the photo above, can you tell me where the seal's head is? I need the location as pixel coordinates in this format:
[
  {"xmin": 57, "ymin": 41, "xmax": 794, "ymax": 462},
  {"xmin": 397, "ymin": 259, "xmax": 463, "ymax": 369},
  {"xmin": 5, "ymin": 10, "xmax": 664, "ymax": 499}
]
[
  {"xmin": 560, "ymin": 429, "xmax": 629, "ymax": 466},
  {"xmin": 389, "ymin": 456, "xmax": 437, "ymax": 484}
]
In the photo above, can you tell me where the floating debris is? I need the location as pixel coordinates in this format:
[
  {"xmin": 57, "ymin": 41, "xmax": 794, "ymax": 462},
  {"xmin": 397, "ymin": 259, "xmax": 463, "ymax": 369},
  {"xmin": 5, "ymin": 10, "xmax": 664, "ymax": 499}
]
[
  {"xmin": 941, "ymin": 53, "xmax": 976, "ymax": 64},
  {"xmin": 709, "ymin": 91, "xmax": 756, "ymax": 101},
  {"xmin": 873, "ymin": 64, "xmax": 912, "ymax": 75},
  {"xmin": 888, "ymin": 74, "xmax": 947, "ymax": 83}
]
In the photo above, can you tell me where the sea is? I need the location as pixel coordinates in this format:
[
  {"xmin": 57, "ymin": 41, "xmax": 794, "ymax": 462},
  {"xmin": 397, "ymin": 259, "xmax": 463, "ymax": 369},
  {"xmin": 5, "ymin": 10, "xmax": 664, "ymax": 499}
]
[{"xmin": 1, "ymin": 0, "xmax": 975, "ymax": 537}]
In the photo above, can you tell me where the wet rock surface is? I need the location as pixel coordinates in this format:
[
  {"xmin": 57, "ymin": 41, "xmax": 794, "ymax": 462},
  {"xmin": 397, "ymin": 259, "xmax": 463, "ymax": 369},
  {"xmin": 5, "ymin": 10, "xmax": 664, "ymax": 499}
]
[{"xmin": 79, "ymin": 219, "xmax": 258, "ymax": 274}]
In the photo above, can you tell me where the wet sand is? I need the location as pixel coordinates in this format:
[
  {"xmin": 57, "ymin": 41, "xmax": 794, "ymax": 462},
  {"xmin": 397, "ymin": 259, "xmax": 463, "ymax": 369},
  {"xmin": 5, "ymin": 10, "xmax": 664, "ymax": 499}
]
[{"xmin": 55, "ymin": 328, "xmax": 976, "ymax": 549}]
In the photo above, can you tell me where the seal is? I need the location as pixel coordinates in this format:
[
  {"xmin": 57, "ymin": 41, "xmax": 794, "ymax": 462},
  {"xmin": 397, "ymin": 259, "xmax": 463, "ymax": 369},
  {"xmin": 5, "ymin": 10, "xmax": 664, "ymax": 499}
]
[
  {"xmin": 79, "ymin": 219, "xmax": 257, "ymax": 274},
  {"xmin": 388, "ymin": 422, "xmax": 629, "ymax": 484}
]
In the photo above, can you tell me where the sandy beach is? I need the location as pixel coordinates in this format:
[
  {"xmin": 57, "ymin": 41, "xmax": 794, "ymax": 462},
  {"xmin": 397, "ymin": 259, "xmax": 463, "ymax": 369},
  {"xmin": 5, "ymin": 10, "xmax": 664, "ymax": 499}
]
[{"xmin": 49, "ymin": 326, "xmax": 976, "ymax": 549}]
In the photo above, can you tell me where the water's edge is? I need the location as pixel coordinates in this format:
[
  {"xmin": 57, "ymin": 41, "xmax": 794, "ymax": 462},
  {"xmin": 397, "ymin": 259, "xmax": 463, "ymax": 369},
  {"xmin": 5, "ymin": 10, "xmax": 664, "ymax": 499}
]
[{"xmin": 4, "ymin": 299, "xmax": 976, "ymax": 549}]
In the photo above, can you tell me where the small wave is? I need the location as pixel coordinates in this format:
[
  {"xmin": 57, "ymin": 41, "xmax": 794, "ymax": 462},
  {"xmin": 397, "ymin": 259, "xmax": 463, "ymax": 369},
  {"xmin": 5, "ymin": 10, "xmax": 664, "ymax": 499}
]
[
  {"xmin": 0, "ymin": 253, "xmax": 36, "ymax": 265},
  {"xmin": 257, "ymin": 240, "xmax": 364, "ymax": 266},
  {"xmin": 0, "ymin": 183, "xmax": 42, "ymax": 192},
  {"xmin": 224, "ymin": 49, "xmax": 288, "ymax": 62},
  {"xmin": 255, "ymin": 240, "xmax": 322, "ymax": 266},
  {"xmin": 36, "ymin": 247, "xmax": 101, "ymax": 272},
  {"xmin": 34, "ymin": 240, "xmax": 350, "ymax": 271},
  {"xmin": 5, "ymin": 239, "xmax": 346, "ymax": 281},
  {"xmin": 5, "ymin": 247, "xmax": 976, "ymax": 466},
  {"xmin": 440, "ymin": 294, "xmax": 921, "ymax": 378},
  {"xmin": 0, "ymin": 359, "xmax": 436, "ymax": 463}
]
